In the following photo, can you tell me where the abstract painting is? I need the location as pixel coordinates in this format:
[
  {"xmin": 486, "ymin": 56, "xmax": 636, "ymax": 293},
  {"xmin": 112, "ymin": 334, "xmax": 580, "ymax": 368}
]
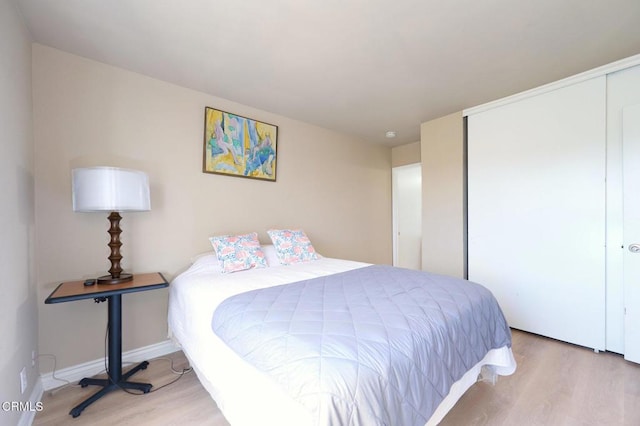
[{"xmin": 203, "ymin": 107, "xmax": 278, "ymax": 181}]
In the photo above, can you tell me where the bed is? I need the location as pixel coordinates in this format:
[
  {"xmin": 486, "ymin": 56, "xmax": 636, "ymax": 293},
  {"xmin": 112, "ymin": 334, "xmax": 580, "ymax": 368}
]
[{"xmin": 168, "ymin": 248, "xmax": 516, "ymax": 425}]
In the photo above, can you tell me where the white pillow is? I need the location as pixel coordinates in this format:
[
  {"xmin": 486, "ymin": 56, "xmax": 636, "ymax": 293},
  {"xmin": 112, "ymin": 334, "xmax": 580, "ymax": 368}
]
[
  {"xmin": 262, "ymin": 244, "xmax": 283, "ymax": 266},
  {"xmin": 190, "ymin": 251, "xmax": 217, "ymax": 264},
  {"xmin": 190, "ymin": 244, "xmax": 281, "ymax": 271},
  {"xmin": 190, "ymin": 253, "xmax": 222, "ymax": 273}
]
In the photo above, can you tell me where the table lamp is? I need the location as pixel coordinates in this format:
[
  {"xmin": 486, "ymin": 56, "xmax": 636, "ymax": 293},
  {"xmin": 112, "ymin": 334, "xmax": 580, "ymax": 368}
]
[{"xmin": 72, "ymin": 167, "xmax": 151, "ymax": 284}]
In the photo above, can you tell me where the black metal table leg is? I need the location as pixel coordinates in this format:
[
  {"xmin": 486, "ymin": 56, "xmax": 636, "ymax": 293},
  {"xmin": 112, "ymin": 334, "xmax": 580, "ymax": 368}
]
[{"xmin": 69, "ymin": 294, "xmax": 152, "ymax": 417}]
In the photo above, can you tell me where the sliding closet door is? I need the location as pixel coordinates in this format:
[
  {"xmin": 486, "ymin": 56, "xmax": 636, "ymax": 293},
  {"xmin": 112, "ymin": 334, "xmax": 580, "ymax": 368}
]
[
  {"xmin": 623, "ymin": 103, "xmax": 640, "ymax": 363},
  {"xmin": 467, "ymin": 77, "xmax": 606, "ymax": 350}
]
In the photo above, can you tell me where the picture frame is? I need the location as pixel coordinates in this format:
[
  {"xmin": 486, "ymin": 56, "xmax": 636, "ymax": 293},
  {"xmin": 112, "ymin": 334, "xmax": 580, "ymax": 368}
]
[{"xmin": 203, "ymin": 107, "xmax": 278, "ymax": 181}]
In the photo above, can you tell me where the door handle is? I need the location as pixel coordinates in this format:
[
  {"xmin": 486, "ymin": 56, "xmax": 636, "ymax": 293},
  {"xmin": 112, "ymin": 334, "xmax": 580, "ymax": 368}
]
[{"xmin": 629, "ymin": 244, "xmax": 640, "ymax": 253}]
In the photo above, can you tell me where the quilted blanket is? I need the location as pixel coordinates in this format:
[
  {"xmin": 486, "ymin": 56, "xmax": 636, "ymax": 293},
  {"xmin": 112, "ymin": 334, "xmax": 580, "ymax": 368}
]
[{"xmin": 212, "ymin": 265, "xmax": 511, "ymax": 426}]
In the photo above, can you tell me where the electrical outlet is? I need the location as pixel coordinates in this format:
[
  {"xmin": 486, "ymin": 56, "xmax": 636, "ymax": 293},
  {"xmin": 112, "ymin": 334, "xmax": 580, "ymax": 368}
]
[
  {"xmin": 20, "ymin": 367, "xmax": 27, "ymax": 394},
  {"xmin": 32, "ymin": 350, "xmax": 36, "ymax": 367}
]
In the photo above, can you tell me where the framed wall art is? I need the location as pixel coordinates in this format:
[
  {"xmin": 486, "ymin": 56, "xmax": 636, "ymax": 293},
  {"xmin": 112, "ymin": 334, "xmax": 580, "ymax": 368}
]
[{"xmin": 203, "ymin": 107, "xmax": 278, "ymax": 181}]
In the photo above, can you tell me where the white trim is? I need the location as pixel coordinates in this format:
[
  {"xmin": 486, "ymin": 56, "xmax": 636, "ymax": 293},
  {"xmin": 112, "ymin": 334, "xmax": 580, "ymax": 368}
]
[
  {"xmin": 392, "ymin": 167, "xmax": 400, "ymax": 266},
  {"xmin": 17, "ymin": 377, "xmax": 43, "ymax": 426},
  {"xmin": 40, "ymin": 339, "xmax": 179, "ymax": 391},
  {"xmin": 464, "ymin": 53, "xmax": 640, "ymax": 117}
]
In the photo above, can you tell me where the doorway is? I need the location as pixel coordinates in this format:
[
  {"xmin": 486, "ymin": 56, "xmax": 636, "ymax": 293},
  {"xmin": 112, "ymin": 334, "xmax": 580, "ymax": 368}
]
[{"xmin": 392, "ymin": 164, "xmax": 422, "ymax": 269}]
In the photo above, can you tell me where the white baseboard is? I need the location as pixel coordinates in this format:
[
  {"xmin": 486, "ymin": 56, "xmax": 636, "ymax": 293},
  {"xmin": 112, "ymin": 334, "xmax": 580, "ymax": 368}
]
[
  {"xmin": 41, "ymin": 339, "xmax": 180, "ymax": 391},
  {"xmin": 18, "ymin": 377, "xmax": 44, "ymax": 426}
]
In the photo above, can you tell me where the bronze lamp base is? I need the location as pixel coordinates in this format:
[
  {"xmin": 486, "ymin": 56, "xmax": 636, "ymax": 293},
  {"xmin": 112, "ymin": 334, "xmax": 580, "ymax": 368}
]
[
  {"xmin": 97, "ymin": 273, "xmax": 133, "ymax": 285},
  {"xmin": 97, "ymin": 211, "xmax": 134, "ymax": 285}
]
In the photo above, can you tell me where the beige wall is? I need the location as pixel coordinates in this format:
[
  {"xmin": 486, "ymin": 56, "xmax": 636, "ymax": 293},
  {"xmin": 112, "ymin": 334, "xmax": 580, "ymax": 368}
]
[
  {"xmin": 420, "ymin": 112, "xmax": 465, "ymax": 278},
  {"xmin": 33, "ymin": 44, "xmax": 392, "ymax": 370},
  {"xmin": 391, "ymin": 141, "xmax": 421, "ymax": 167},
  {"xmin": 0, "ymin": 0, "xmax": 38, "ymax": 420}
]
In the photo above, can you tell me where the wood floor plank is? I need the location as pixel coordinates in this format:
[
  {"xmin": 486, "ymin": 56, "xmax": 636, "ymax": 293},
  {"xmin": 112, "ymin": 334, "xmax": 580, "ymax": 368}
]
[
  {"xmin": 441, "ymin": 330, "xmax": 640, "ymax": 426},
  {"xmin": 33, "ymin": 353, "xmax": 229, "ymax": 426},
  {"xmin": 34, "ymin": 330, "xmax": 640, "ymax": 425}
]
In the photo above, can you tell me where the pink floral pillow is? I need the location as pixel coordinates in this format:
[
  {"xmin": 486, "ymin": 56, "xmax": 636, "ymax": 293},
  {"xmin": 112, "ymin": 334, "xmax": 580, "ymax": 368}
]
[
  {"xmin": 209, "ymin": 232, "xmax": 267, "ymax": 273},
  {"xmin": 267, "ymin": 229, "xmax": 319, "ymax": 265}
]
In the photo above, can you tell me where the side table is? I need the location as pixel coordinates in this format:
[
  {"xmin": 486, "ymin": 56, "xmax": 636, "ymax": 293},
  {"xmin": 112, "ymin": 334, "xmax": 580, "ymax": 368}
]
[{"xmin": 44, "ymin": 272, "xmax": 168, "ymax": 417}]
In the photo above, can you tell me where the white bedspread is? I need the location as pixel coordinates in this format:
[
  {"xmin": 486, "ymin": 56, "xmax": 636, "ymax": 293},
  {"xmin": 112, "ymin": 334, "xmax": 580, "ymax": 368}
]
[{"xmin": 168, "ymin": 256, "xmax": 516, "ymax": 425}]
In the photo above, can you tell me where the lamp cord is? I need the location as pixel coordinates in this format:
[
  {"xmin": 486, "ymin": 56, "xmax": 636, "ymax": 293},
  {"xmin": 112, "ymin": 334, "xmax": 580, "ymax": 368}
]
[
  {"xmin": 38, "ymin": 354, "xmax": 83, "ymax": 396},
  {"xmin": 103, "ymin": 323, "xmax": 192, "ymax": 395}
]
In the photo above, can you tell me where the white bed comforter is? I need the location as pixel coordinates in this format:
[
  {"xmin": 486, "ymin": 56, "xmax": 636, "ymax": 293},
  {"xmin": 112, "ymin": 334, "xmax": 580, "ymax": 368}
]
[{"xmin": 168, "ymin": 256, "xmax": 516, "ymax": 426}]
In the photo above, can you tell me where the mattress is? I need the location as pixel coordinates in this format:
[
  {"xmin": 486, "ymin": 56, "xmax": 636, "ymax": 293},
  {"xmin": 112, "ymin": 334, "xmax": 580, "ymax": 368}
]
[{"xmin": 168, "ymin": 255, "xmax": 516, "ymax": 425}]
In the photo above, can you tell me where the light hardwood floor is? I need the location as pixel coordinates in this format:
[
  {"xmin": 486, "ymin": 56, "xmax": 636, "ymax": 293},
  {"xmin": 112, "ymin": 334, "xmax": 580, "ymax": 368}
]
[
  {"xmin": 33, "ymin": 353, "xmax": 230, "ymax": 426},
  {"xmin": 34, "ymin": 329, "xmax": 640, "ymax": 425},
  {"xmin": 441, "ymin": 330, "xmax": 640, "ymax": 426}
]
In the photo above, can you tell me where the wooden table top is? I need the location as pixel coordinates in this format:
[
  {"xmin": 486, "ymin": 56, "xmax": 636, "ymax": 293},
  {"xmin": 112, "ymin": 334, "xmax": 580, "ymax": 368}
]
[{"xmin": 45, "ymin": 272, "xmax": 168, "ymax": 304}]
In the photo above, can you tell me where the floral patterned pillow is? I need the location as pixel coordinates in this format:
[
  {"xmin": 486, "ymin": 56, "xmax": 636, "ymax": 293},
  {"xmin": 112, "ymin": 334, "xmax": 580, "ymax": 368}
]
[
  {"xmin": 209, "ymin": 232, "xmax": 267, "ymax": 273},
  {"xmin": 267, "ymin": 229, "xmax": 319, "ymax": 265}
]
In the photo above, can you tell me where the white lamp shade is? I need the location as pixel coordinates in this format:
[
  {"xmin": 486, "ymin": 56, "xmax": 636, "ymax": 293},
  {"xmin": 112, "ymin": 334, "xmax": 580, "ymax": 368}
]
[{"xmin": 72, "ymin": 167, "xmax": 151, "ymax": 212}]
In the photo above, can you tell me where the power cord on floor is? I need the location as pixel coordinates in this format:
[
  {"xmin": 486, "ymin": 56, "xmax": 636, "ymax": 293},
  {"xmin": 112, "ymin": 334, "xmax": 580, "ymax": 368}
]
[
  {"xmin": 40, "ymin": 325, "xmax": 193, "ymax": 399},
  {"xmin": 103, "ymin": 323, "xmax": 193, "ymax": 395},
  {"xmin": 37, "ymin": 354, "xmax": 83, "ymax": 396}
]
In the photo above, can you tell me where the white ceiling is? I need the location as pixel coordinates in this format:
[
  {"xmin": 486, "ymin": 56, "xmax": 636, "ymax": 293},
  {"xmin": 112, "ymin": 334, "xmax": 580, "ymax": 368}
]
[{"xmin": 16, "ymin": 0, "xmax": 640, "ymax": 146}]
